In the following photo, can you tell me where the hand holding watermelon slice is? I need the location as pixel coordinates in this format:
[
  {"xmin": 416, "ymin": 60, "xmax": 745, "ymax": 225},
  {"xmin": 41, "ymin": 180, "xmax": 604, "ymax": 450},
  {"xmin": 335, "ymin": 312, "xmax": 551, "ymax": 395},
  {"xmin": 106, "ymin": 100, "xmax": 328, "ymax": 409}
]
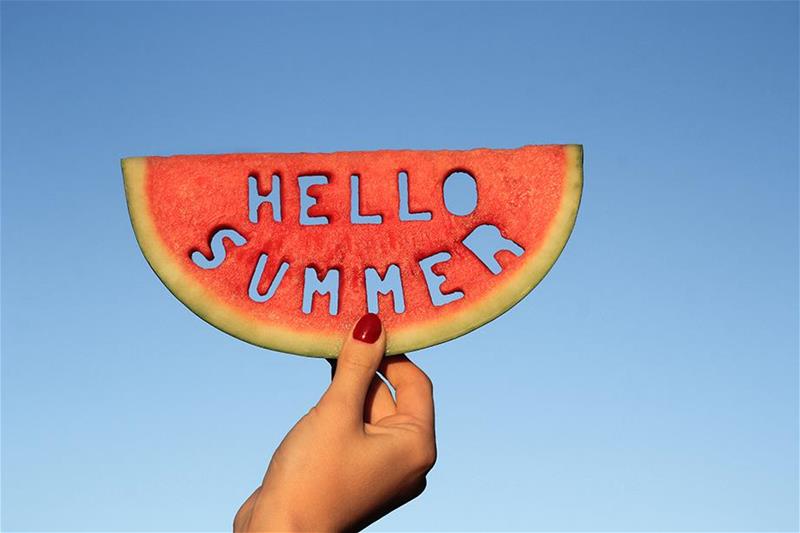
[
  {"xmin": 122, "ymin": 145, "xmax": 582, "ymax": 356},
  {"xmin": 234, "ymin": 313, "xmax": 436, "ymax": 531},
  {"xmin": 123, "ymin": 145, "xmax": 583, "ymax": 528}
]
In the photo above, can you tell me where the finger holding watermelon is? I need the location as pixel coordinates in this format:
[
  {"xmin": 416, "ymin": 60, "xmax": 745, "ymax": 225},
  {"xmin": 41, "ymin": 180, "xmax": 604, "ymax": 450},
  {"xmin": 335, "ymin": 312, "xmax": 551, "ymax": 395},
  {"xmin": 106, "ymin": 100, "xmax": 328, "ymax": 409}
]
[
  {"xmin": 125, "ymin": 145, "xmax": 580, "ymax": 530},
  {"xmin": 233, "ymin": 313, "xmax": 436, "ymax": 532}
]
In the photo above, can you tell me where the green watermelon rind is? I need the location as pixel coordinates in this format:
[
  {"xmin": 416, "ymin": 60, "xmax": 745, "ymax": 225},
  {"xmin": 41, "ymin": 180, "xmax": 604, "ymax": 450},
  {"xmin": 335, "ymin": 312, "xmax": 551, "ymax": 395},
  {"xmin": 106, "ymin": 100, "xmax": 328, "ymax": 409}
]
[{"xmin": 122, "ymin": 145, "xmax": 583, "ymax": 358}]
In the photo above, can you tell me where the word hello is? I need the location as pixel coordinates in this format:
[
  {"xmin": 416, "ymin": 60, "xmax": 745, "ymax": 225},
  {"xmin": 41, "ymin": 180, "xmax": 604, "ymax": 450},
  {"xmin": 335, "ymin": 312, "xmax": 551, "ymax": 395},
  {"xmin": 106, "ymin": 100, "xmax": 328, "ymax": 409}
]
[{"xmin": 190, "ymin": 170, "xmax": 525, "ymax": 314}]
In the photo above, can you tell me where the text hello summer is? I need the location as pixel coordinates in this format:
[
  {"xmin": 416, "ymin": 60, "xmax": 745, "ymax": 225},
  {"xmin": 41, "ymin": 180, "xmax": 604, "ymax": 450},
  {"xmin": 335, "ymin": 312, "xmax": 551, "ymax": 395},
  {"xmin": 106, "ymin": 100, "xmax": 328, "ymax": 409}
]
[{"xmin": 190, "ymin": 170, "xmax": 525, "ymax": 315}]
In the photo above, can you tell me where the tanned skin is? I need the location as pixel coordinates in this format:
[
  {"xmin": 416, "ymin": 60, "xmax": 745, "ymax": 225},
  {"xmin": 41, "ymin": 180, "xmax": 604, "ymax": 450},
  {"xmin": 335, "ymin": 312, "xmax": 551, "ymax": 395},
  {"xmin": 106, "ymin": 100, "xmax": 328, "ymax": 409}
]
[{"xmin": 234, "ymin": 314, "xmax": 436, "ymax": 532}]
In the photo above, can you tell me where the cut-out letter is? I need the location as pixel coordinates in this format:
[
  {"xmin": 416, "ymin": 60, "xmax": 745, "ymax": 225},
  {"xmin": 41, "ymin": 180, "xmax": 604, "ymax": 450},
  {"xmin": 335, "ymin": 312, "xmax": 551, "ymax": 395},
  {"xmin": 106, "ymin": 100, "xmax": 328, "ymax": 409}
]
[
  {"xmin": 418, "ymin": 252, "xmax": 464, "ymax": 306},
  {"xmin": 462, "ymin": 224, "xmax": 524, "ymax": 275},
  {"xmin": 443, "ymin": 170, "xmax": 478, "ymax": 216},
  {"xmin": 365, "ymin": 264, "xmax": 405, "ymax": 313},
  {"xmin": 350, "ymin": 174, "xmax": 382, "ymax": 224},
  {"xmin": 398, "ymin": 171, "xmax": 432, "ymax": 222},
  {"xmin": 248, "ymin": 253, "xmax": 290, "ymax": 302},
  {"xmin": 191, "ymin": 228, "xmax": 247, "ymax": 269},
  {"xmin": 303, "ymin": 267, "xmax": 340, "ymax": 315},
  {"xmin": 248, "ymin": 173, "xmax": 281, "ymax": 223},
  {"xmin": 298, "ymin": 175, "xmax": 330, "ymax": 226}
]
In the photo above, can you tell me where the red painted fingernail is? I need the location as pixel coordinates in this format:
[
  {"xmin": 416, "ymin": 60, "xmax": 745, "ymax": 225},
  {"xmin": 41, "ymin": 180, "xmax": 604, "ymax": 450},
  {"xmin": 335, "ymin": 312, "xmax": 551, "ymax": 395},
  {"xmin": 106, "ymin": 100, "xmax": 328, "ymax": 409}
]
[{"xmin": 353, "ymin": 313, "xmax": 381, "ymax": 344}]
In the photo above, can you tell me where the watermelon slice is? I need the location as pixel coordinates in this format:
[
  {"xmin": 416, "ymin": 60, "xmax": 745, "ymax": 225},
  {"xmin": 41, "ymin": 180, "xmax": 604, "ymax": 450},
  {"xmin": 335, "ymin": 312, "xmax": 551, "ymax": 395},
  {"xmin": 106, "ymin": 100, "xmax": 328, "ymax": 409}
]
[{"xmin": 122, "ymin": 145, "xmax": 582, "ymax": 357}]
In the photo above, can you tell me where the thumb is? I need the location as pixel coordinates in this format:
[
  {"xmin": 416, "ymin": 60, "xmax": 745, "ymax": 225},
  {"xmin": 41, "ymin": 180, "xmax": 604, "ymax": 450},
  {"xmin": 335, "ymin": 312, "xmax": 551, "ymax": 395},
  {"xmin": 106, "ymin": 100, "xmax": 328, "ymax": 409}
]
[{"xmin": 320, "ymin": 313, "xmax": 385, "ymax": 419}]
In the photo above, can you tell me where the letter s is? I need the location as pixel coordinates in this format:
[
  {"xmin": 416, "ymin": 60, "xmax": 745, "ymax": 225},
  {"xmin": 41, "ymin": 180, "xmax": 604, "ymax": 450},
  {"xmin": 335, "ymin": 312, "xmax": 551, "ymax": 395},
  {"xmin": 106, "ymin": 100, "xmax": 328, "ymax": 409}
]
[{"xmin": 191, "ymin": 228, "xmax": 247, "ymax": 269}]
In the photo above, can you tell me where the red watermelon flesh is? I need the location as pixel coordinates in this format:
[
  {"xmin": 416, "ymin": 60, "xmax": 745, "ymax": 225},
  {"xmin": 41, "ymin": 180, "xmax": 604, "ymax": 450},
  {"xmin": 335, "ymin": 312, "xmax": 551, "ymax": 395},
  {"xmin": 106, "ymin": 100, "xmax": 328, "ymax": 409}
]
[{"xmin": 122, "ymin": 145, "xmax": 582, "ymax": 357}]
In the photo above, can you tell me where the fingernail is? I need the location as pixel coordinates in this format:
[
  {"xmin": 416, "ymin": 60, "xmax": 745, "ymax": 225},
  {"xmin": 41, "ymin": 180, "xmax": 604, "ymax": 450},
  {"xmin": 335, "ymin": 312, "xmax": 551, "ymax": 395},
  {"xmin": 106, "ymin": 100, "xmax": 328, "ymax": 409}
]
[{"xmin": 353, "ymin": 313, "xmax": 381, "ymax": 344}]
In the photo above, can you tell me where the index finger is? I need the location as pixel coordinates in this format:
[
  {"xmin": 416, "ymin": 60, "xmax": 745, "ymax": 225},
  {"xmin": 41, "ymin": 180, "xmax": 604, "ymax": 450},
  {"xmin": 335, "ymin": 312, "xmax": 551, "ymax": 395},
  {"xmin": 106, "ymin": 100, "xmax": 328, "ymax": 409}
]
[{"xmin": 380, "ymin": 354, "xmax": 434, "ymax": 427}]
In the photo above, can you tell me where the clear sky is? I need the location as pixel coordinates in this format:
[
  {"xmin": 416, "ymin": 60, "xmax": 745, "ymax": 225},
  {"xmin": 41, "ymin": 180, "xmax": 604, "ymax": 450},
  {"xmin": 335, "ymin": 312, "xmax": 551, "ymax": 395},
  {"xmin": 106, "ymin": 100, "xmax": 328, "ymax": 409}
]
[{"xmin": 2, "ymin": 2, "xmax": 797, "ymax": 531}]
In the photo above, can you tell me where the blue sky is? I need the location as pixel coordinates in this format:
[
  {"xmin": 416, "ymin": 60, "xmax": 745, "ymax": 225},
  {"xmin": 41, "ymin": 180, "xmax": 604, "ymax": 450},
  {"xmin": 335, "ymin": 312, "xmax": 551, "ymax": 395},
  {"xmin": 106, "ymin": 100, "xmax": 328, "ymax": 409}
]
[{"xmin": 2, "ymin": 2, "xmax": 797, "ymax": 531}]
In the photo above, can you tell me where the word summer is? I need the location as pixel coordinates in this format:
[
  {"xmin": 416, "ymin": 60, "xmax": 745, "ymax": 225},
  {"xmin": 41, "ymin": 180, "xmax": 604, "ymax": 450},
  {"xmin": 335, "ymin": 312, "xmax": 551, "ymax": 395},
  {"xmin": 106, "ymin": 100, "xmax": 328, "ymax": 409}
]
[{"xmin": 188, "ymin": 170, "xmax": 526, "ymax": 315}]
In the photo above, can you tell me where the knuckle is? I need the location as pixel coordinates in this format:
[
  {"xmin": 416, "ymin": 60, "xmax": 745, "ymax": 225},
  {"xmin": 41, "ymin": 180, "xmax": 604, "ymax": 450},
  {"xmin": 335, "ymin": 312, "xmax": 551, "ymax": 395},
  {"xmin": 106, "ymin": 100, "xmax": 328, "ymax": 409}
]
[
  {"xmin": 411, "ymin": 477, "xmax": 428, "ymax": 498},
  {"xmin": 337, "ymin": 352, "xmax": 377, "ymax": 377},
  {"xmin": 339, "ymin": 357, "xmax": 372, "ymax": 374},
  {"xmin": 402, "ymin": 477, "xmax": 428, "ymax": 504},
  {"xmin": 318, "ymin": 391, "xmax": 357, "ymax": 418},
  {"xmin": 418, "ymin": 373, "xmax": 434, "ymax": 394},
  {"xmin": 410, "ymin": 440, "xmax": 437, "ymax": 472}
]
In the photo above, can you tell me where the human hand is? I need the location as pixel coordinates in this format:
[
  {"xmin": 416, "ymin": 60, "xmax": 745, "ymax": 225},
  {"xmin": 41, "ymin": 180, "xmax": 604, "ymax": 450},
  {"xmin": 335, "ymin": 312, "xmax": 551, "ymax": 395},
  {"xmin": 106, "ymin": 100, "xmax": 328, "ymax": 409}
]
[{"xmin": 234, "ymin": 313, "xmax": 437, "ymax": 532}]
